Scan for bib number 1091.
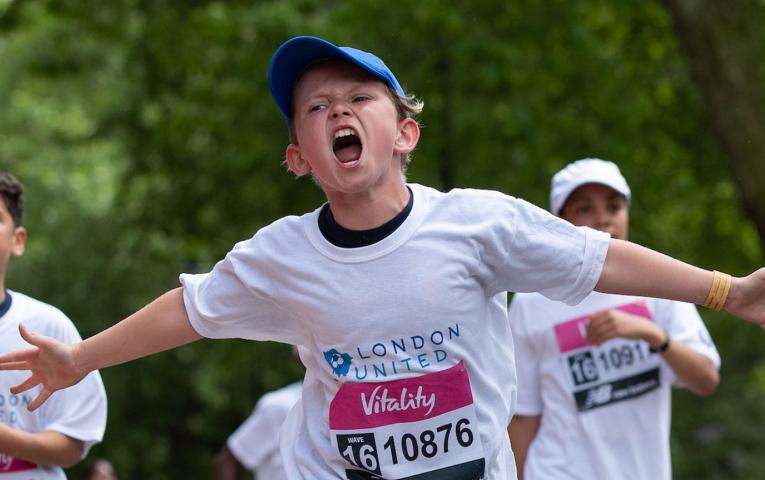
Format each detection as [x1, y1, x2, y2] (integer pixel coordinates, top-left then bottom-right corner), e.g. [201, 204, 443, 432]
[338, 418, 474, 473]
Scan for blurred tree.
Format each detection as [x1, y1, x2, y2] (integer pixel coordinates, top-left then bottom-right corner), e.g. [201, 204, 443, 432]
[664, 0, 765, 250]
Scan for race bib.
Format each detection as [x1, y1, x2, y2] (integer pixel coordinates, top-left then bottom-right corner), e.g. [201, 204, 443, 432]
[554, 301, 662, 411]
[329, 361, 485, 479]
[0, 454, 37, 473]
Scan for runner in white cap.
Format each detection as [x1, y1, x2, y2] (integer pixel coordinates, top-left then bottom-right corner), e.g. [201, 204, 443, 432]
[509, 158, 721, 480]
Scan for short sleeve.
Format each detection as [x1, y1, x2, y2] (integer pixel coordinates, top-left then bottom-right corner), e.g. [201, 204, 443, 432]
[42, 372, 107, 457]
[509, 296, 543, 415]
[227, 401, 282, 470]
[484, 195, 610, 305]
[37, 313, 107, 457]
[181, 239, 305, 345]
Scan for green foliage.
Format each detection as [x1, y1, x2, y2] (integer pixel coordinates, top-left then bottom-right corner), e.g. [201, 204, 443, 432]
[0, 0, 763, 478]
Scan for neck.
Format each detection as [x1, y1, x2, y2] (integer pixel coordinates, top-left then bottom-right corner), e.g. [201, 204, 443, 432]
[326, 183, 410, 230]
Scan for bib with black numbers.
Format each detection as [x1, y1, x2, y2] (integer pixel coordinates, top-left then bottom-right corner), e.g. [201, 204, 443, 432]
[329, 361, 486, 479]
[554, 301, 662, 411]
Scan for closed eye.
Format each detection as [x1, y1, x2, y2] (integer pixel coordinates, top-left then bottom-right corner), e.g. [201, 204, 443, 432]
[352, 95, 371, 103]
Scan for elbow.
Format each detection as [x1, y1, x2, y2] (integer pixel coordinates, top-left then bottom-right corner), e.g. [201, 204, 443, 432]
[693, 370, 720, 397]
[57, 450, 84, 469]
[57, 440, 85, 469]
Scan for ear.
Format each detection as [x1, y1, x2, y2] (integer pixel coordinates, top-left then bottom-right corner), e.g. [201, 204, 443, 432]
[285, 144, 312, 177]
[11, 226, 26, 257]
[393, 118, 420, 156]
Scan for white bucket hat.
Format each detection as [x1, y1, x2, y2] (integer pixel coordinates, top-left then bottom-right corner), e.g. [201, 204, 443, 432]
[550, 158, 631, 216]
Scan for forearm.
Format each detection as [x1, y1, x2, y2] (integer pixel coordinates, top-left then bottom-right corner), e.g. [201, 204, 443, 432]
[508, 415, 540, 480]
[659, 341, 719, 396]
[0, 427, 83, 468]
[74, 288, 203, 373]
[214, 446, 244, 480]
[596, 239, 714, 304]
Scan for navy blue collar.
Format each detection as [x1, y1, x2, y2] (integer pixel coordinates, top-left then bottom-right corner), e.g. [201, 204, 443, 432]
[0, 291, 12, 319]
[318, 187, 413, 248]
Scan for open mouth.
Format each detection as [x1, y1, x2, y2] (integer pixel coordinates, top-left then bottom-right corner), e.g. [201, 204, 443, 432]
[333, 128, 362, 164]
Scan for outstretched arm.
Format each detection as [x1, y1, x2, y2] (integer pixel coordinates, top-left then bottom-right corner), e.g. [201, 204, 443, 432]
[0, 288, 202, 410]
[596, 239, 765, 326]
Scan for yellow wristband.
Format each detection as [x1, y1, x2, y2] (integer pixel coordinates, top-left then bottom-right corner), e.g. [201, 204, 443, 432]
[703, 271, 732, 311]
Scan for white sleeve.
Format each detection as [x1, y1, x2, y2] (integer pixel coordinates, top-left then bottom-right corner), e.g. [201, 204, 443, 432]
[509, 296, 543, 415]
[483, 194, 611, 305]
[227, 399, 284, 471]
[42, 372, 107, 457]
[39, 315, 107, 457]
[654, 299, 721, 387]
[180, 238, 305, 344]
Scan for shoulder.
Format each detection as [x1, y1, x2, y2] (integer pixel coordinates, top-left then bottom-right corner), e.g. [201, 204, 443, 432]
[8, 291, 82, 340]
[9, 291, 72, 324]
[644, 297, 702, 324]
[227, 212, 316, 260]
[411, 184, 543, 225]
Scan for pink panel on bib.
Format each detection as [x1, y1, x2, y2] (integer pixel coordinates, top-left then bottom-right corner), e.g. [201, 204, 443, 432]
[554, 300, 652, 353]
[0, 456, 38, 472]
[329, 361, 474, 430]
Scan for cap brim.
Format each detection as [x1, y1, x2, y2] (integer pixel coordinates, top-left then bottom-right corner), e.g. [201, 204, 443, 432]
[553, 178, 631, 215]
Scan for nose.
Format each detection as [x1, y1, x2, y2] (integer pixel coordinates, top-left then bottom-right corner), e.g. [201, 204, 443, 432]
[330, 100, 352, 119]
[594, 207, 612, 228]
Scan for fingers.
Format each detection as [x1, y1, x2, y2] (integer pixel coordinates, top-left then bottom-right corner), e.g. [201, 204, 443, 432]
[0, 348, 37, 367]
[27, 388, 53, 412]
[10, 374, 41, 395]
[0, 361, 32, 371]
[585, 314, 617, 346]
[18, 324, 42, 346]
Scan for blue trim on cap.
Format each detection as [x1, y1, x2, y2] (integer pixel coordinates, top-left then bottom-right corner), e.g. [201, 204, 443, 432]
[268, 36, 406, 125]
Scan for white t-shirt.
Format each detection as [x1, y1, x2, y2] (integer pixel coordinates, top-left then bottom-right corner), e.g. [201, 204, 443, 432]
[181, 184, 610, 480]
[0, 291, 107, 480]
[228, 381, 302, 479]
[509, 291, 720, 480]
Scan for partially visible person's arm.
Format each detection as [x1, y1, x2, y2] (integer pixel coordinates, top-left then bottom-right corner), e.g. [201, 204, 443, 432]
[0, 288, 202, 410]
[585, 309, 719, 395]
[508, 415, 540, 480]
[596, 239, 765, 325]
[658, 339, 719, 395]
[0, 424, 83, 468]
[214, 445, 244, 480]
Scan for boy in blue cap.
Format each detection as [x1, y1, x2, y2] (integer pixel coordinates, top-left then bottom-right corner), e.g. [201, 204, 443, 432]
[0, 36, 764, 480]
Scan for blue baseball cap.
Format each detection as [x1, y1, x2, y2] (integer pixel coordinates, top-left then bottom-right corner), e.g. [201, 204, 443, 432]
[268, 36, 406, 125]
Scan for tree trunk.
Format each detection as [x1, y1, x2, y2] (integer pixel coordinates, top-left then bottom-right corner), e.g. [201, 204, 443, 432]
[663, 0, 765, 245]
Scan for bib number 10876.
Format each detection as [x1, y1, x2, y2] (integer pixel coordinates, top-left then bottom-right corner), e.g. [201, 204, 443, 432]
[338, 418, 474, 473]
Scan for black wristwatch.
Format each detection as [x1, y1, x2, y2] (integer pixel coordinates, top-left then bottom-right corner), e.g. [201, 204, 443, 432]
[649, 331, 671, 353]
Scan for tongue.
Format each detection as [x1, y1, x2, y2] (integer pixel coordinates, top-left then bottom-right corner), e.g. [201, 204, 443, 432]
[335, 144, 362, 163]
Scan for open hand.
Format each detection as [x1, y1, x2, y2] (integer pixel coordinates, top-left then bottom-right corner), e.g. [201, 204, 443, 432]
[725, 268, 765, 327]
[0, 324, 87, 411]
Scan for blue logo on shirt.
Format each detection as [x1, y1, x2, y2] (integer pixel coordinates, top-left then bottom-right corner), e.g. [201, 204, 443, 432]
[323, 349, 353, 377]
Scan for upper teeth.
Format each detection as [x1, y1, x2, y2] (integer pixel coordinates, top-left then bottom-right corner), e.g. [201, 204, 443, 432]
[335, 128, 354, 139]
